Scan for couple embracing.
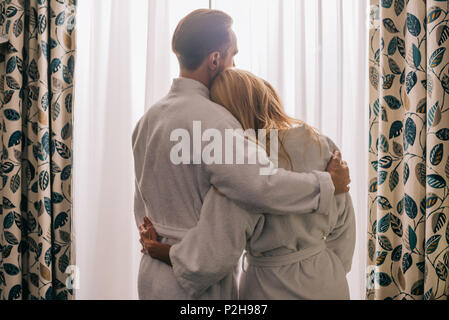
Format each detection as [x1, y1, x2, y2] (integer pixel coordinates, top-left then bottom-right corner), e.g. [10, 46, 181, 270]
[133, 9, 355, 300]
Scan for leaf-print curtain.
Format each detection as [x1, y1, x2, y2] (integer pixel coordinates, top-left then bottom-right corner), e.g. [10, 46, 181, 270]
[368, 0, 449, 300]
[0, 0, 75, 300]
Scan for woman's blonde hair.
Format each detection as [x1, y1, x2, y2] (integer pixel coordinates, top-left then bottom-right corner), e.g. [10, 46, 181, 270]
[210, 69, 320, 169]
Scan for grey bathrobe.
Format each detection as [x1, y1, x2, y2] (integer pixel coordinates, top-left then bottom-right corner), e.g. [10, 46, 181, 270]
[132, 78, 335, 300]
[169, 126, 356, 300]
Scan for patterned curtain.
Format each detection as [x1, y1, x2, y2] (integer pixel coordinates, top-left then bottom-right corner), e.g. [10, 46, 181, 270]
[0, 0, 75, 300]
[368, 0, 449, 300]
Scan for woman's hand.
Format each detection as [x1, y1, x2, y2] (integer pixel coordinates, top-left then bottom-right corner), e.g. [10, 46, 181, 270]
[139, 217, 172, 266]
[139, 216, 158, 253]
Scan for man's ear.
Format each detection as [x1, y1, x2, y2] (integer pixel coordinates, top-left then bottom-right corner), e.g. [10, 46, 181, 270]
[207, 52, 221, 71]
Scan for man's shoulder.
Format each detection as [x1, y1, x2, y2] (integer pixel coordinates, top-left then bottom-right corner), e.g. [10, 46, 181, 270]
[144, 94, 240, 129]
[132, 97, 169, 136]
[187, 95, 237, 122]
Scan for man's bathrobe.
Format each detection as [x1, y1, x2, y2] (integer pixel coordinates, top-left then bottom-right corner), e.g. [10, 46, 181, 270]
[132, 78, 335, 300]
[169, 126, 356, 300]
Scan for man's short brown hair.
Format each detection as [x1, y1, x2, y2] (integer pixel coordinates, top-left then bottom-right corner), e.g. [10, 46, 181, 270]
[172, 9, 233, 70]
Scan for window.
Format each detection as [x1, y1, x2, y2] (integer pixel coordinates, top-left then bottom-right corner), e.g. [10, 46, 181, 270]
[75, 0, 369, 300]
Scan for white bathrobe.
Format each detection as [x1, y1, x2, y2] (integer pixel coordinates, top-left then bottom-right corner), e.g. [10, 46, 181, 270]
[169, 126, 356, 300]
[132, 78, 335, 300]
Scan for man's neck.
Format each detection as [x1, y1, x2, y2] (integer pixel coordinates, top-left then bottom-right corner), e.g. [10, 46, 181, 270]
[179, 68, 211, 89]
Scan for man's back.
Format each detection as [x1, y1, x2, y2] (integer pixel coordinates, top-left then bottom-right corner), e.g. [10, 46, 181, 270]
[133, 77, 244, 300]
[133, 78, 238, 239]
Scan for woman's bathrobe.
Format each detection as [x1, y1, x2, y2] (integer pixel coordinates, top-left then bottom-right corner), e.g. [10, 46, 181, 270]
[133, 78, 335, 300]
[169, 126, 356, 300]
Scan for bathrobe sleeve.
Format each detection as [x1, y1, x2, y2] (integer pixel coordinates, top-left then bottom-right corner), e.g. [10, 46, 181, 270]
[325, 192, 356, 273]
[203, 118, 335, 216]
[170, 187, 264, 299]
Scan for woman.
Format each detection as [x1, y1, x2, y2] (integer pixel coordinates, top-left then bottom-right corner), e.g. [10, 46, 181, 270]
[140, 69, 355, 300]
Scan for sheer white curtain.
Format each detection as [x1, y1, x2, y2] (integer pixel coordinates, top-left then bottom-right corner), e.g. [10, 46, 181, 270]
[74, 0, 369, 300]
[73, 0, 149, 299]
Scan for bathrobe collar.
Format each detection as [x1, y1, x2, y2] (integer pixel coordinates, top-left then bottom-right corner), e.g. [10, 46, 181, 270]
[170, 77, 210, 99]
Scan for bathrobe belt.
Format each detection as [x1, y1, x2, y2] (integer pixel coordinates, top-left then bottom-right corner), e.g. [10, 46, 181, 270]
[243, 242, 326, 270]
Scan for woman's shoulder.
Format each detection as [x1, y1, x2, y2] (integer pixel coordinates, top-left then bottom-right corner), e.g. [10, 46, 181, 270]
[282, 126, 340, 166]
[320, 134, 340, 154]
[285, 125, 338, 150]
[317, 133, 341, 162]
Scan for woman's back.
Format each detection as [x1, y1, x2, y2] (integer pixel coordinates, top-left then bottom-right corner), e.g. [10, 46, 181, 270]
[240, 125, 356, 300]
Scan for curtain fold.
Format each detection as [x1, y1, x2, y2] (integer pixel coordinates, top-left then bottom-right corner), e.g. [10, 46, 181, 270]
[368, 0, 449, 300]
[0, 0, 76, 300]
[73, 0, 149, 300]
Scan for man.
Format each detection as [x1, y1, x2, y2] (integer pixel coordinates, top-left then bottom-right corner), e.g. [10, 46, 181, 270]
[133, 9, 350, 300]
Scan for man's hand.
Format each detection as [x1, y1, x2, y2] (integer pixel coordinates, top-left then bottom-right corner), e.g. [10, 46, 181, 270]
[326, 151, 351, 195]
